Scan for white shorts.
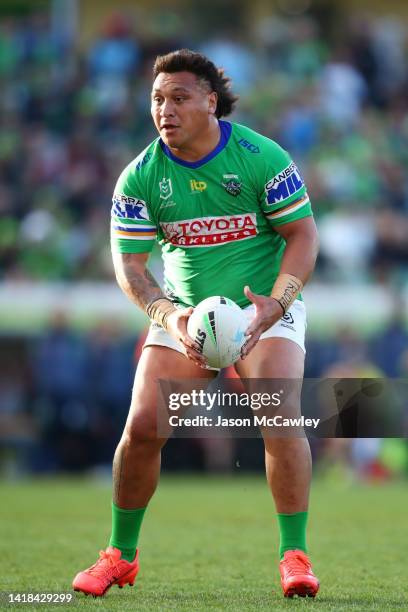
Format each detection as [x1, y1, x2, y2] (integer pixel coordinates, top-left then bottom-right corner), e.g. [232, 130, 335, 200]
[143, 299, 307, 361]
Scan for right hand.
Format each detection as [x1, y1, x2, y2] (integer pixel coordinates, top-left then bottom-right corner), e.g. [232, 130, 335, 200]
[166, 307, 208, 368]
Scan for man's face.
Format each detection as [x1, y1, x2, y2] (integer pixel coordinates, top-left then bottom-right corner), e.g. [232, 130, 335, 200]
[151, 71, 217, 149]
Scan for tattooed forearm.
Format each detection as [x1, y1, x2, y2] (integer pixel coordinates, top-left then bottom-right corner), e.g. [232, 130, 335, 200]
[112, 251, 163, 310]
[143, 267, 159, 291]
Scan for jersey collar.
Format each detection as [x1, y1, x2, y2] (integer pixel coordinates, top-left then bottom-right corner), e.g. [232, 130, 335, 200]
[159, 120, 232, 169]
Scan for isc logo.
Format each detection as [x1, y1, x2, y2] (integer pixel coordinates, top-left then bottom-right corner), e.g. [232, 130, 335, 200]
[190, 179, 207, 192]
[238, 138, 260, 153]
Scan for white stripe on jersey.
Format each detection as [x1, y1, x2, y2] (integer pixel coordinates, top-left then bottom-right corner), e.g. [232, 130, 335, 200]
[267, 196, 309, 220]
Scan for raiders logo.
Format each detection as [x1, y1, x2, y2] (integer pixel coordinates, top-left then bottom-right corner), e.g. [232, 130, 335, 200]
[222, 173, 242, 196]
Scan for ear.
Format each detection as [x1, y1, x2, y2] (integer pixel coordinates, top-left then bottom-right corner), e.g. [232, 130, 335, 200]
[208, 91, 218, 115]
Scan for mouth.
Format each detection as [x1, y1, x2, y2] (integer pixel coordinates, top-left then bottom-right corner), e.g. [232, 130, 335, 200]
[160, 124, 179, 134]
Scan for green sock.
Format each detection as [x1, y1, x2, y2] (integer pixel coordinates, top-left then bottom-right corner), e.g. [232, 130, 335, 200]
[277, 511, 308, 560]
[109, 502, 147, 562]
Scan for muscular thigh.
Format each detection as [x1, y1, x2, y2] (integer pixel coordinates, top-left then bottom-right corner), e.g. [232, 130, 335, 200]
[235, 337, 305, 379]
[125, 346, 216, 437]
[235, 338, 305, 439]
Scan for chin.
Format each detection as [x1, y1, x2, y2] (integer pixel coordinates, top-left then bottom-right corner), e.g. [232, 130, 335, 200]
[162, 135, 183, 149]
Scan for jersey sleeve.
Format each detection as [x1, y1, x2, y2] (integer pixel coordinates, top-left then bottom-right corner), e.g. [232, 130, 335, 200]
[111, 163, 157, 254]
[259, 143, 312, 226]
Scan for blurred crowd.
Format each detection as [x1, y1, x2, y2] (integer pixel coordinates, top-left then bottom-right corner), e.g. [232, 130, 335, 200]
[0, 310, 407, 476]
[1, 6, 408, 478]
[0, 9, 408, 283]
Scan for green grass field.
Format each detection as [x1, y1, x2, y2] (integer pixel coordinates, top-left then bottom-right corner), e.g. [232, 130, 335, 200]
[0, 475, 407, 611]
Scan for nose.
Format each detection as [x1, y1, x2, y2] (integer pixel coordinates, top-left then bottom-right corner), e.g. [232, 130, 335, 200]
[160, 98, 176, 118]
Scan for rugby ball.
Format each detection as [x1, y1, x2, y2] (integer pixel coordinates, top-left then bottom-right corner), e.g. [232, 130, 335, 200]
[187, 296, 248, 368]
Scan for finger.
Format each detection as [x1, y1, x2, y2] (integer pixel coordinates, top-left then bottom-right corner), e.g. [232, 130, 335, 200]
[183, 334, 197, 349]
[244, 285, 259, 304]
[182, 341, 207, 365]
[244, 285, 252, 300]
[179, 308, 197, 347]
[181, 306, 194, 317]
[180, 333, 203, 353]
[186, 349, 207, 367]
[186, 353, 202, 367]
[241, 331, 262, 359]
[177, 325, 197, 349]
[245, 319, 261, 337]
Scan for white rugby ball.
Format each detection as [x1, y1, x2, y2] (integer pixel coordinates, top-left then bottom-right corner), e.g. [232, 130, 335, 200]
[187, 296, 248, 368]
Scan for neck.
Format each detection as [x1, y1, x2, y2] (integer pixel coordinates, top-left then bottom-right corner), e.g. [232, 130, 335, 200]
[168, 118, 221, 162]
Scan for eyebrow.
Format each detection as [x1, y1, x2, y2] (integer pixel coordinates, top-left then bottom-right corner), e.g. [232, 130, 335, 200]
[151, 86, 191, 93]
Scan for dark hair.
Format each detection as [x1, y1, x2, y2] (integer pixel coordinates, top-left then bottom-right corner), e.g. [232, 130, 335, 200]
[152, 49, 238, 118]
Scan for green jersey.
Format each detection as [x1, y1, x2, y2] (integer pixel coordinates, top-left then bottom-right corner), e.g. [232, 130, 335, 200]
[111, 121, 312, 308]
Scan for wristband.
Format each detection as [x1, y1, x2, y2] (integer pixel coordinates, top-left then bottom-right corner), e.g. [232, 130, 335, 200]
[271, 273, 303, 314]
[145, 297, 177, 330]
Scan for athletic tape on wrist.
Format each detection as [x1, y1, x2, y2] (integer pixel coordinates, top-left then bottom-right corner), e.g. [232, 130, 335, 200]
[145, 297, 176, 330]
[271, 273, 303, 314]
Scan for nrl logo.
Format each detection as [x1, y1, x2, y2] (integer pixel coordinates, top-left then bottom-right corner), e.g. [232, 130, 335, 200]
[222, 173, 242, 196]
[159, 177, 173, 200]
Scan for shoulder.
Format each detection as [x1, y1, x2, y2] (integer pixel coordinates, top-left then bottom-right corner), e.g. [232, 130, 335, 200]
[116, 138, 161, 187]
[229, 122, 288, 161]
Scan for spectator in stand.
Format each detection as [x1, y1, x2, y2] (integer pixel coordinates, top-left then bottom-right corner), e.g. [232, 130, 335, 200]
[199, 32, 259, 92]
[0, 9, 407, 287]
[88, 320, 137, 462]
[30, 311, 92, 470]
[87, 13, 140, 78]
[319, 46, 367, 128]
[370, 300, 408, 377]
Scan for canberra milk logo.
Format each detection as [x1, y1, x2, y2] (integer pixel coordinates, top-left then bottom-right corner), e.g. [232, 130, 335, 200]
[112, 194, 149, 220]
[265, 162, 304, 205]
[160, 213, 258, 247]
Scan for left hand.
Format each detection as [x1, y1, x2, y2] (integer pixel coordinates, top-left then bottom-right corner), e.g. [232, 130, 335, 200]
[166, 307, 208, 367]
[241, 285, 284, 359]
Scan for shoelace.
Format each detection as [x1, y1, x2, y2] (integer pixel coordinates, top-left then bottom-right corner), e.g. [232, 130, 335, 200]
[284, 553, 311, 577]
[88, 550, 121, 581]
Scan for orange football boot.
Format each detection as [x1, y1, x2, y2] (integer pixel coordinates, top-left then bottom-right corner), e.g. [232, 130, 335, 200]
[279, 549, 319, 598]
[72, 546, 139, 597]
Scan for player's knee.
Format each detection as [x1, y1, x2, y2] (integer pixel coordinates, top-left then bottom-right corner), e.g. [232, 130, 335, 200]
[123, 414, 161, 449]
[263, 434, 309, 454]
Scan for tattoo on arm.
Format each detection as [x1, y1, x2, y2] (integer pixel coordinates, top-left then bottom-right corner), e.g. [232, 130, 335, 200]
[115, 253, 163, 310]
[143, 268, 159, 291]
